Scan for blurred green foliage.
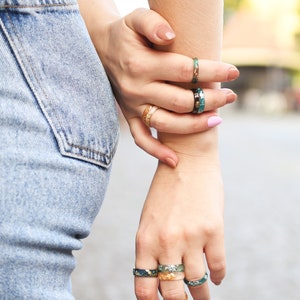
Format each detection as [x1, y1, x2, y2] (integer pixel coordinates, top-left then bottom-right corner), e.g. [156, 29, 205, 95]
[224, 0, 244, 10]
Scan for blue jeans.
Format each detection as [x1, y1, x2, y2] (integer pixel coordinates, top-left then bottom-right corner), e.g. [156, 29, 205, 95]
[0, 0, 119, 298]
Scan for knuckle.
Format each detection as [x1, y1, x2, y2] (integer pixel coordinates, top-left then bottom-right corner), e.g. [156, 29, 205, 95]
[132, 133, 143, 148]
[210, 260, 226, 274]
[176, 61, 193, 82]
[125, 56, 147, 77]
[118, 79, 140, 100]
[157, 228, 180, 250]
[200, 219, 224, 239]
[152, 117, 169, 132]
[135, 287, 154, 300]
[169, 93, 187, 113]
[212, 97, 225, 110]
[135, 231, 153, 253]
[162, 289, 185, 300]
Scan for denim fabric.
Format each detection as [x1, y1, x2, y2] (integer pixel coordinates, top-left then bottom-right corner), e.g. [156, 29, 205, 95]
[0, 0, 119, 298]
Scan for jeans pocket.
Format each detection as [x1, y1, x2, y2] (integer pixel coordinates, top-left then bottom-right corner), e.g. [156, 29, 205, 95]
[0, 2, 119, 168]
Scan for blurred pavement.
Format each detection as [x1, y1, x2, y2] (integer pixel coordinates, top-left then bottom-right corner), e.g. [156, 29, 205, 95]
[72, 108, 300, 300]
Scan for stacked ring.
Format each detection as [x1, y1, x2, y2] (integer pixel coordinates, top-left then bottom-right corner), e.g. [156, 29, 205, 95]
[142, 105, 160, 127]
[184, 272, 208, 287]
[192, 88, 205, 114]
[158, 264, 185, 272]
[192, 57, 199, 84]
[133, 268, 158, 278]
[158, 264, 185, 281]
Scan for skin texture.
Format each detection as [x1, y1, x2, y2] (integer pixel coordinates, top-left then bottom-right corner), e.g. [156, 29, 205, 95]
[78, 1, 239, 299]
[78, 0, 239, 167]
[134, 1, 226, 299]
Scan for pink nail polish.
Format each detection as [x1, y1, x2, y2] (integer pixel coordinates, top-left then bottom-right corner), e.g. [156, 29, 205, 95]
[207, 116, 223, 128]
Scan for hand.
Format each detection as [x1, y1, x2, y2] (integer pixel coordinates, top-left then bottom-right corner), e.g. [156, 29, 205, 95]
[93, 8, 239, 167]
[134, 156, 225, 300]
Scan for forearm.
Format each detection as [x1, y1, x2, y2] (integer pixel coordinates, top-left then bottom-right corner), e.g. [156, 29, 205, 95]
[78, 0, 120, 42]
[148, 0, 223, 158]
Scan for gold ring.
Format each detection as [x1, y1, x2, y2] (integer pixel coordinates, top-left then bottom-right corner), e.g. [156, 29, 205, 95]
[158, 271, 185, 281]
[142, 105, 160, 127]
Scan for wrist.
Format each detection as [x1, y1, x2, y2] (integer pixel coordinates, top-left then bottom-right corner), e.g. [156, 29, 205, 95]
[78, 0, 120, 52]
[158, 127, 219, 160]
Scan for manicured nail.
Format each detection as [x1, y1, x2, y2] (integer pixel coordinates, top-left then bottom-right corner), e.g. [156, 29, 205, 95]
[227, 67, 240, 81]
[156, 26, 176, 40]
[208, 116, 223, 128]
[226, 91, 237, 104]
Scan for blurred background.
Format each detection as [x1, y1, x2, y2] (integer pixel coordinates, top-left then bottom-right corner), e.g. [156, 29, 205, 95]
[72, 1, 300, 299]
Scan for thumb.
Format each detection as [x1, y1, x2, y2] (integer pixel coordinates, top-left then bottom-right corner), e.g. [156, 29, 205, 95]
[125, 8, 176, 45]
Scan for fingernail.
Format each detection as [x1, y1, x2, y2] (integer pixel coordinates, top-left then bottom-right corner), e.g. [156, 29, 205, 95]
[227, 67, 240, 81]
[226, 91, 237, 104]
[166, 157, 177, 168]
[208, 116, 223, 128]
[156, 26, 176, 40]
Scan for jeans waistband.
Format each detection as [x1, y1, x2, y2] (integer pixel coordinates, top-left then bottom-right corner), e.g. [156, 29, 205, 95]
[0, 0, 77, 7]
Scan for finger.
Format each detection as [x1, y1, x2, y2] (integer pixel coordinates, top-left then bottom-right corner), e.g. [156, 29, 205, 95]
[147, 110, 223, 134]
[128, 117, 178, 168]
[135, 228, 160, 300]
[158, 264, 186, 300]
[204, 235, 226, 286]
[133, 52, 239, 84]
[125, 10, 239, 84]
[126, 8, 176, 44]
[135, 277, 160, 300]
[183, 252, 210, 300]
[141, 83, 236, 113]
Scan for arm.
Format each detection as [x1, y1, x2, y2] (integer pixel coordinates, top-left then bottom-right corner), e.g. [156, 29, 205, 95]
[78, 0, 238, 167]
[135, 1, 227, 299]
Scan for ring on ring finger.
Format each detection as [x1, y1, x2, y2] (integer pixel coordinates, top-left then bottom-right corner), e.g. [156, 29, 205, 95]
[184, 272, 208, 287]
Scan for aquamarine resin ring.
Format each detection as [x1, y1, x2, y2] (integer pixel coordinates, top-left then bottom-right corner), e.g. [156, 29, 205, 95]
[184, 272, 208, 287]
[158, 264, 185, 273]
[192, 57, 199, 83]
[192, 88, 205, 114]
[133, 268, 158, 277]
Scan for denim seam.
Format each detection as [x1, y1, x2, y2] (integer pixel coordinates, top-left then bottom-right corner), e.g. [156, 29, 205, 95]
[0, 4, 75, 9]
[1, 11, 113, 167]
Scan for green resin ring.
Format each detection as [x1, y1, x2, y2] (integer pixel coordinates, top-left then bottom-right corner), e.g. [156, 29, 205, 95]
[158, 264, 185, 273]
[184, 272, 208, 287]
[192, 57, 199, 83]
[133, 268, 158, 277]
[192, 88, 205, 114]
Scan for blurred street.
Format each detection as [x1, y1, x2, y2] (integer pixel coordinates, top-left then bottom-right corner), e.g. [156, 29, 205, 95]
[72, 108, 300, 300]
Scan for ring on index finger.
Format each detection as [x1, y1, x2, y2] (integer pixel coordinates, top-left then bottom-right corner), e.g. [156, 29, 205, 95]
[192, 57, 199, 84]
[133, 268, 158, 278]
[142, 105, 160, 127]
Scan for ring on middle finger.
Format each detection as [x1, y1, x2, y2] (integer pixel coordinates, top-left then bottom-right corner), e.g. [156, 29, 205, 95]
[158, 264, 185, 281]
[191, 88, 205, 114]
